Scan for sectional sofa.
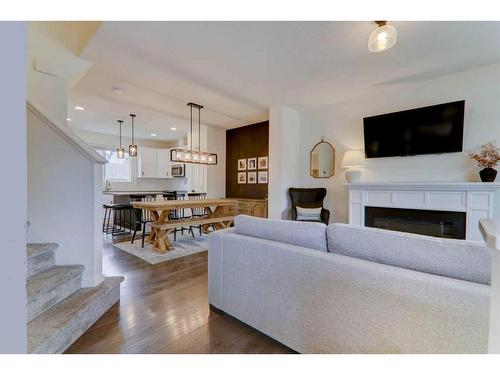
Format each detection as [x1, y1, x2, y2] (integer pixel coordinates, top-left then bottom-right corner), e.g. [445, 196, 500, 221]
[208, 215, 492, 353]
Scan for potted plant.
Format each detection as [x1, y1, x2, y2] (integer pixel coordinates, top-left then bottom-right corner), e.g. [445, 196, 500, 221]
[469, 142, 500, 182]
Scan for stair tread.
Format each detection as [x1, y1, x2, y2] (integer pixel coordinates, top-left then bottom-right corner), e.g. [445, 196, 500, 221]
[27, 265, 84, 300]
[28, 276, 124, 353]
[27, 243, 58, 258]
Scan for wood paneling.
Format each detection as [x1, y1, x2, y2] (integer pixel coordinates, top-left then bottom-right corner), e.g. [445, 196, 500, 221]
[226, 121, 268, 199]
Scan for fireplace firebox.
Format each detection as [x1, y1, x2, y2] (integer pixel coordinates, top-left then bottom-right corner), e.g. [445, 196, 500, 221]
[364, 207, 466, 239]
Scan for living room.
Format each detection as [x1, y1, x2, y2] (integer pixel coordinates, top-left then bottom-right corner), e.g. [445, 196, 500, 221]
[2, 0, 500, 373]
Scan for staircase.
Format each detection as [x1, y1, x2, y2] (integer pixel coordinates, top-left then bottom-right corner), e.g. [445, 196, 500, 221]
[27, 243, 124, 353]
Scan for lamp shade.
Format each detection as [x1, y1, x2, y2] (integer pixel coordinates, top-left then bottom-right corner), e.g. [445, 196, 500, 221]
[341, 150, 365, 168]
[368, 23, 397, 53]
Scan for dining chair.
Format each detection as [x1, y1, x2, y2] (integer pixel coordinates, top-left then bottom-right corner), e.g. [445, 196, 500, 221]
[188, 192, 207, 236]
[162, 192, 194, 241]
[130, 194, 156, 248]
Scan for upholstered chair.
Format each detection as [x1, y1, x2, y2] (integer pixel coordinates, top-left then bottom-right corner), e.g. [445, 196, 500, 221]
[288, 187, 330, 225]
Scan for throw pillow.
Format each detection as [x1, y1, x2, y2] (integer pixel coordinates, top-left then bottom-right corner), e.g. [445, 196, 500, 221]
[296, 206, 322, 222]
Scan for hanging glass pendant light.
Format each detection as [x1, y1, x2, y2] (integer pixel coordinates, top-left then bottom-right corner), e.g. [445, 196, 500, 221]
[368, 21, 397, 53]
[128, 114, 138, 157]
[116, 120, 125, 159]
[170, 102, 218, 165]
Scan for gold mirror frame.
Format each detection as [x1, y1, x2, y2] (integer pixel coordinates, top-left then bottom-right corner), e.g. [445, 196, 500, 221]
[310, 138, 335, 178]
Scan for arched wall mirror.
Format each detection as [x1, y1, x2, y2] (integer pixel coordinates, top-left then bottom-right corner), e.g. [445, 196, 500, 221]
[310, 138, 335, 178]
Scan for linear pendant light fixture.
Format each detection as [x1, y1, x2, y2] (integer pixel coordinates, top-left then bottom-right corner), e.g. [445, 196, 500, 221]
[170, 102, 217, 165]
[117, 120, 125, 159]
[128, 113, 138, 157]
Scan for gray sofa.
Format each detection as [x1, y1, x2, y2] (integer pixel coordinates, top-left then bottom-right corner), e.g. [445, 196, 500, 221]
[208, 215, 492, 353]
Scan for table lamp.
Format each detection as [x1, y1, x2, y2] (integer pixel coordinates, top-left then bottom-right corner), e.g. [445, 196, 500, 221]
[341, 150, 365, 182]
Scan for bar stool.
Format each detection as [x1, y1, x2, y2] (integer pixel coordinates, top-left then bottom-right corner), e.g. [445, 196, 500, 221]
[102, 203, 132, 236]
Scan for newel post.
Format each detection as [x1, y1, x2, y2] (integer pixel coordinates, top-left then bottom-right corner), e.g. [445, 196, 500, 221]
[479, 219, 500, 353]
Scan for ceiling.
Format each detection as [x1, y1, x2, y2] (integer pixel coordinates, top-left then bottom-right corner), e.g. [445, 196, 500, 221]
[69, 21, 500, 141]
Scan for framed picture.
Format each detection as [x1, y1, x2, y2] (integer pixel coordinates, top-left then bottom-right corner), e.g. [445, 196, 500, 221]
[238, 158, 247, 171]
[247, 171, 257, 184]
[238, 172, 247, 184]
[247, 157, 257, 170]
[258, 171, 268, 184]
[258, 156, 268, 170]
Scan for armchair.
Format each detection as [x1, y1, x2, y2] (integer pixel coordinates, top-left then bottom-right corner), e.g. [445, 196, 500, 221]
[288, 187, 330, 225]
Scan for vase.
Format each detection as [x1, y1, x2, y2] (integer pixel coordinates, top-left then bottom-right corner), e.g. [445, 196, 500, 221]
[479, 167, 497, 182]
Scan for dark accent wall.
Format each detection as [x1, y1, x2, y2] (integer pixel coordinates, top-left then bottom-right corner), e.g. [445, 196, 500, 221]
[226, 121, 269, 199]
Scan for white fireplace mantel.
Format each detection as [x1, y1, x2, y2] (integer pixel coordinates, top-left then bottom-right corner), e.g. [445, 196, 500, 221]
[345, 181, 500, 241]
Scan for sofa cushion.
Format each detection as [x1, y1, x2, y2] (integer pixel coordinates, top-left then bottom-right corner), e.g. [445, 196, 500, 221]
[327, 223, 491, 285]
[234, 215, 327, 252]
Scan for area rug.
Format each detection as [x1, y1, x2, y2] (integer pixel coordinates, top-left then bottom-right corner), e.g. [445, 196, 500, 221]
[112, 232, 208, 265]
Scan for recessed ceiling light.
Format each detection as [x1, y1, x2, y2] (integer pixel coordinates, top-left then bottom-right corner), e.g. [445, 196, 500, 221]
[150, 133, 157, 137]
[66, 118, 71, 122]
[74, 106, 85, 111]
[170, 127, 177, 131]
[113, 87, 124, 95]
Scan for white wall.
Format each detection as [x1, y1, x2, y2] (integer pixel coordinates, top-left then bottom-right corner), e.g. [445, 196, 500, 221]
[269, 105, 301, 219]
[0, 21, 28, 354]
[28, 109, 104, 287]
[298, 64, 500, 223]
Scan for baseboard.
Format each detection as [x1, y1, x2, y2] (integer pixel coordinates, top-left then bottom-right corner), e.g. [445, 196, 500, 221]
[209, 304, 225, 315]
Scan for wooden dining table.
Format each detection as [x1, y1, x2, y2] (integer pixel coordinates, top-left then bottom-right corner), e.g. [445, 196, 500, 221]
[132, 198, 236, 253]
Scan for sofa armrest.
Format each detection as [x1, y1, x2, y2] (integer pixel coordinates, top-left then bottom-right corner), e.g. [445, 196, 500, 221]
[208, 228, 235, 308]
[321, 208, 330, 224]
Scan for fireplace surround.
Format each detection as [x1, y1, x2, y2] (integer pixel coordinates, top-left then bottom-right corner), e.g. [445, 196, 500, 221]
[345, 182, 500, 241]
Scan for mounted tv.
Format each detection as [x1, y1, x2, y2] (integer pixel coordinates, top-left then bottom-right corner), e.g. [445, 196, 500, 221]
[363, 100, 465, 159]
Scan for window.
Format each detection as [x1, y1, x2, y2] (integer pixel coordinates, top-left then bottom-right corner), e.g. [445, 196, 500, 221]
[96, 149, 131, 182]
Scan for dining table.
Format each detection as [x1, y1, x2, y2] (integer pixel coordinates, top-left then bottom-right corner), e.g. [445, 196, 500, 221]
[132, 198, 236, 253]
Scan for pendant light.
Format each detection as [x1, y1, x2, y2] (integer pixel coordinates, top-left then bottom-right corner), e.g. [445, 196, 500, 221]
[368, 21, 397, 53]
[170, 102, 217, 165]
[116, 120, 125, 159]
[128, 113, 138, 157]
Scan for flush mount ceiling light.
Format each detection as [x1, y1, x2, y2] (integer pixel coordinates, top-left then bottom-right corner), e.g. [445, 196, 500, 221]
[170, 102, 217, 165]
[66, 118, 71, 122]
[74, 106, 85, 111]
[117, 120, 125, 159]
[128, 114, 138, 157]
[150, 133, 157, 137]
[368, 21, 397, 53]
[170, 127, 177, 131]
[112, 87, 124, 95]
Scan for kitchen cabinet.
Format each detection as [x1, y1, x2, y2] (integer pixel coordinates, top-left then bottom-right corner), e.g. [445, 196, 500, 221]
[186, 163, 207, 192]
[138, 147, 173, 179]
[156, 149, 172, 178]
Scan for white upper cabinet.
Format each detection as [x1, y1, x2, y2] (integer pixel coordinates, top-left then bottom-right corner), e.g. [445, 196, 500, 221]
[186, 163, 207, 192]
[137, 147, 157, 178]
[138, 147, 172, 179]
[156, 149, 172, 178]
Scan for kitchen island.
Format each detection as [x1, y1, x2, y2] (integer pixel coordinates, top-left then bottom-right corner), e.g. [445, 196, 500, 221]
[102, 191, 189, 235]
[103, 190, 188, 204]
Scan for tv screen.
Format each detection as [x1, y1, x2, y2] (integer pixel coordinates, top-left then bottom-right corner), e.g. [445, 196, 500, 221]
[363, 100, 465, 158]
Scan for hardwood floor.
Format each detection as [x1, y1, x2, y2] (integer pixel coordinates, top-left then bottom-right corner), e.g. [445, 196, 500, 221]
[65, 235, 294, 354]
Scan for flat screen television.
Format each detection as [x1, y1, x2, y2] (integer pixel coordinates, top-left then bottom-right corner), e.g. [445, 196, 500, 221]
[363, 100, 465, 158]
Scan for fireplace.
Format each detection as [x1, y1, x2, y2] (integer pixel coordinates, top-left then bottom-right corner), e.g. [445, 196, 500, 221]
[365, 207, 466, 239]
